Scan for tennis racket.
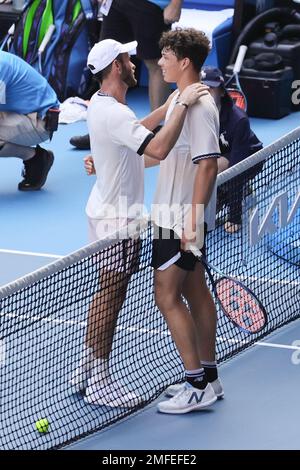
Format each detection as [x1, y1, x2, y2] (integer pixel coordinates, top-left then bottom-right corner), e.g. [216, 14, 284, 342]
[225, 45, 248, 112]
[37, 24, 56, 73]
[189, 245, 267, 334]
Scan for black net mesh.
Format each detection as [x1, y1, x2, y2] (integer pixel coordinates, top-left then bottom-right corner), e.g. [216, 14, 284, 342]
[210, 132, 300, 359]
[0, 131, 299, 449]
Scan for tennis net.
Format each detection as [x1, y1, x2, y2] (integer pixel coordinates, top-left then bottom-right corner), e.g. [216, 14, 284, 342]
[0, 127, 299, 449]
[211, 126, 300, 359]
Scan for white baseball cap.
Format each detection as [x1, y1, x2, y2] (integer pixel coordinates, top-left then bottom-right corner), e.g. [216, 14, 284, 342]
[87, 39, 138, 74]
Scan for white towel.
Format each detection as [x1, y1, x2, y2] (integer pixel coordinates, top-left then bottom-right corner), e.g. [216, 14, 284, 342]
[58, 97, 88, 124]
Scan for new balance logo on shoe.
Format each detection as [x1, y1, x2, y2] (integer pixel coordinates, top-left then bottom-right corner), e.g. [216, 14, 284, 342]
[157, 383, 217, 414]
[188, 391, 204, 405]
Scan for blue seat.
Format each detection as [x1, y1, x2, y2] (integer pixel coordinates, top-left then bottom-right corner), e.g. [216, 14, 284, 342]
[184, 0, 234, 9]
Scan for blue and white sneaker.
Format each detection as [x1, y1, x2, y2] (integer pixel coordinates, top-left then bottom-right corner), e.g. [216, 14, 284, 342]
[165, 378, 224, 399]
[157, 382, 217, 414]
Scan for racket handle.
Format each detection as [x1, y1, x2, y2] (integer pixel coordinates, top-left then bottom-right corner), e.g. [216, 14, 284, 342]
[38, 24, 56, 55]
[233, 45, 248, 74]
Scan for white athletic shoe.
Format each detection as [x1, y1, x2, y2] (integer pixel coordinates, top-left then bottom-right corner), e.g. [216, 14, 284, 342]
[69, 364, 92, 393]
[84, 377, 142, 408]
[165, 378, 224, 399]
[157, 382, 217, 414]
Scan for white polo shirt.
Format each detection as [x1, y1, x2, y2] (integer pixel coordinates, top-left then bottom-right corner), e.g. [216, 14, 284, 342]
[152, 91, 221, 232]
[86, 92, 153, 220]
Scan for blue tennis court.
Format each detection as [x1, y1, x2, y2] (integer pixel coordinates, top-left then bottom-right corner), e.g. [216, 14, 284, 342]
[1, 87, 300, 450]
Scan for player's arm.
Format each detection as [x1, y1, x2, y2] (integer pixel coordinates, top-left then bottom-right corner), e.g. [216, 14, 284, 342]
[187, 160, 218, 241]
[84, 152, 159, 172]
[143, 83, 209, 161]
[181, 99, 220, 248]
[144, 155, 160, 168]
[140, 105, 166, 132]
[217, 156, 229, 173]
[192, 159, 218, 208]
[181, 158, 218, 249]
[142, 90, 180, 167]
[163, 0, 182, 24]
[140, 90, 178, 131]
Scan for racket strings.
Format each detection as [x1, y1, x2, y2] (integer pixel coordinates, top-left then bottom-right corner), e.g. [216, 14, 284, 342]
[226, 89, 247, 111]
[215, 278, 266, 333]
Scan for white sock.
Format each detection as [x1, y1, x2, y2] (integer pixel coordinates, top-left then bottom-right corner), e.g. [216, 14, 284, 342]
[201, 360, 217, 367]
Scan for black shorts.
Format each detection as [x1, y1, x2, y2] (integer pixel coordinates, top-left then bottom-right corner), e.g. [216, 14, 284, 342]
[100, 0, 170, 60]
[151, 225, 207, 272]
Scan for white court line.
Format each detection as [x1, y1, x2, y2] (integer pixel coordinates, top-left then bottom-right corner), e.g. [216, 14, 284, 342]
[217, 335, 248, 346]
[0, 311, 86, 327]
[0, 248, 63, 259]
[255, 341, 300, 351]
[216, 336, 300, 350]
[236, 274, 300, 287]
[1, 310, 299, 351]
[116, 325, 170, 337]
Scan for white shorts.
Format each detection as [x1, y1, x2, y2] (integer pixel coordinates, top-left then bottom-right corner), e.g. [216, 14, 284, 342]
[87, 217, 140, 273]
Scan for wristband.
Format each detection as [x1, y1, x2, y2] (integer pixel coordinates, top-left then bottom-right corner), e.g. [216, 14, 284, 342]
[175, 100, 188, 109]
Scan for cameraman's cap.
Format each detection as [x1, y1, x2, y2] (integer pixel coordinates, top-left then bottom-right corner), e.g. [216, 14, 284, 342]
[201, 66, 225, 88]
[87, 39, 138, 74]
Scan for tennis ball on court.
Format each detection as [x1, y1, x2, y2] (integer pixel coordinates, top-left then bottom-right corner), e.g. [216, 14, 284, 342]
[35, 418, 49, 433]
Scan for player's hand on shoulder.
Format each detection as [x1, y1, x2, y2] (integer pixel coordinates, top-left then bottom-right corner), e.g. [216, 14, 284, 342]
[84, 155, 96, 175]
[198, 83, 210, 99]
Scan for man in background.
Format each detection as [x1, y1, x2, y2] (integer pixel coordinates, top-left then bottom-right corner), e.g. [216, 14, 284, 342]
[201, 66, 263, 233]
[70, 0, 182, 150]
[0, 51, 59, 191]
